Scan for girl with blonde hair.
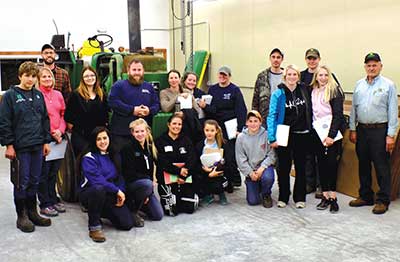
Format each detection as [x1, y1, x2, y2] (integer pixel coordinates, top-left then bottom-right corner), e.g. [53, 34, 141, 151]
[310, 65, 345, 213]
[121, 118, 163, 225]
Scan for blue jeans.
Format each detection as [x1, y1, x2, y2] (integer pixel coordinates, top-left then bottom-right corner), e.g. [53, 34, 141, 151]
[14, 149, 43, 200]
[38, 159, 62, 208]
[126, 179, 163, 221]
[245, 166, 275, 205]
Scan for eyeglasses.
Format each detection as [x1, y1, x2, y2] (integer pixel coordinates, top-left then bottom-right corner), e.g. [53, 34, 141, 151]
[83, 74, 96, 79]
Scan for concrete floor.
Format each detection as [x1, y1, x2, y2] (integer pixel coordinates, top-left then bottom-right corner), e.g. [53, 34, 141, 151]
[0, 148, 400, 262]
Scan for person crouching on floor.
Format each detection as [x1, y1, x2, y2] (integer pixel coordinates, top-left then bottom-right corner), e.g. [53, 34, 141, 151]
[236, 110, 276, 208]
[79, 127, 133, 242]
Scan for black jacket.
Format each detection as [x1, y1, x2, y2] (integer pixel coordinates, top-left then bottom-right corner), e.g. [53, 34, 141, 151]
[155, 132, 195, 183]
[327, 86, 346, 139]
[0, 86, 51, 150]
[121, 138, 155, 184]
[64, 91, 108, 139]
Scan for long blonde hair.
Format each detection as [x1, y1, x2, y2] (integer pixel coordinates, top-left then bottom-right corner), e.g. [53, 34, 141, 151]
[129, 118, 157, 159]
[77, 66, 104, 101]
[310, 65, 341, 102]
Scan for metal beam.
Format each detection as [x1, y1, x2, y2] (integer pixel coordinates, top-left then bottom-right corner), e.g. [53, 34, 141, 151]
[127, 0, 141, 52]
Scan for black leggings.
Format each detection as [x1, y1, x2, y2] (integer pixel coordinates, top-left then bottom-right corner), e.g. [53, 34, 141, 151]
[312, 132, 342, 192]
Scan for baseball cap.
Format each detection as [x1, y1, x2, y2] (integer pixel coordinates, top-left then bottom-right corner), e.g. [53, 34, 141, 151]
[270, 48, 284, 58]
[364, 52, 381, 63]
[305, 48, 320, 59]
[218, 65, 232, 76]
[41, 44, 55, 52]
[246, 110, 262, 121]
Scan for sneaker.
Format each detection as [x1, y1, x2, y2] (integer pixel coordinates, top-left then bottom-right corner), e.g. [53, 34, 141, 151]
[262, 195, 273, 208]
[201, 195, 214, 206]
[40, 207, 58, 217]
[329, 198, 339, 213]
[316, 197, 330, 210]
[277, 201, 287, 208]
[372, 203, 388, 215]
[295, 202, 306, 209]
[349, 197, 374, 207]
[219, 193, 228, 205]
[89, 229, 106, 243]
[53, 203, 66, 213]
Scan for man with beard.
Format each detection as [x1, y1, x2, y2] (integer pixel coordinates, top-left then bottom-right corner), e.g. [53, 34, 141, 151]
[108, 59, 160, 151]
[40, 44, 71, 103]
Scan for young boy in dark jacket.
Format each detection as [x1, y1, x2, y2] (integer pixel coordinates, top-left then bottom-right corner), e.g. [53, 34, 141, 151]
[0, 61, 52, 233]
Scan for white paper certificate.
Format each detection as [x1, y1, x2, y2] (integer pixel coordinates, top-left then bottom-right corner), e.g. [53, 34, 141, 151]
[313, 115, 343, 143]
[46, 140, 68, 161]
[276, 124, 290, 147]
[224, 118, 238, 140]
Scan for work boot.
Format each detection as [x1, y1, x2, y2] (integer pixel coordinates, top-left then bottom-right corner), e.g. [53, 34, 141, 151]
[132, 211, 144, 227]
[315, 187, 323, 199]
[15, 199, 35, 233]
[26, 197, 51, 227]
[89, 229, 106, 243]
[349, 197, 374, 207]
[372, 203, 388, 215]
[262, 195, 273, 208]
[219, 193, 228, 205]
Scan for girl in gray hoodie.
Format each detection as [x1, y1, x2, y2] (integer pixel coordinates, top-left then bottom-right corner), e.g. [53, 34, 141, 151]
[236, 110, 276, 208]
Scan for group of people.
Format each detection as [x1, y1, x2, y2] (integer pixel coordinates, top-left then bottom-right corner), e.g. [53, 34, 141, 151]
[0, 43, 397, 243]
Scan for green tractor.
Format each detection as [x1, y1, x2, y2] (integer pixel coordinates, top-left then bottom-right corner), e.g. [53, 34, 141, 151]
[55, 33, 210, 202]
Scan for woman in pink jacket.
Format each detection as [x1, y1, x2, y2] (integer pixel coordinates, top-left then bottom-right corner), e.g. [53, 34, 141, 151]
[37, 67, 67, 216]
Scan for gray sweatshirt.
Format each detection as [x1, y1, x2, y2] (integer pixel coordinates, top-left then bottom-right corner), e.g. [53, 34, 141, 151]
[235, 126, 276, 177]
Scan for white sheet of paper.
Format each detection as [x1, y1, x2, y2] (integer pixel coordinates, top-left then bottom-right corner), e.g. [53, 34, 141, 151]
[177, 94, 193, 109]
[313, 115, 343, 143]
[224, 118, 238, 140]
[276, 124, 290, 147]
[201, 95, 213, 105]
[46, 140, 68, 161]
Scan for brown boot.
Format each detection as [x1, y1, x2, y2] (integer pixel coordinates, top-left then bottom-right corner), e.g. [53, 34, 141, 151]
[349, 197, 374, 207]
[26, 197, 51, 227]
[372, 203, 388, 215]
[89, 229, 106, 242]
[15, 199, 35, 233]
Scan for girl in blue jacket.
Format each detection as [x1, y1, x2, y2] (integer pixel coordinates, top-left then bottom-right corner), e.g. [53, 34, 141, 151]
[79, 126, 133, 242]
[267, 65, 312, 209]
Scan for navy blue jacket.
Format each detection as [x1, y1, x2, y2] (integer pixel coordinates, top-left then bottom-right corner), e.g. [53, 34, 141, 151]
[80, 151, 125, 193]
[0, 86, 51, 150]
[109, 80, 160, 136]
[204, 83, 247, 134]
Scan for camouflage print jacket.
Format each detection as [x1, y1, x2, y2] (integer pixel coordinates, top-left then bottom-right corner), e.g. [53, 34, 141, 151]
[251, 67, 273, 126]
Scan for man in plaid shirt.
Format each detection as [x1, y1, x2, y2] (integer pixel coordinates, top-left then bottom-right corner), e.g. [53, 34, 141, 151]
[40, 44, 72, 103]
